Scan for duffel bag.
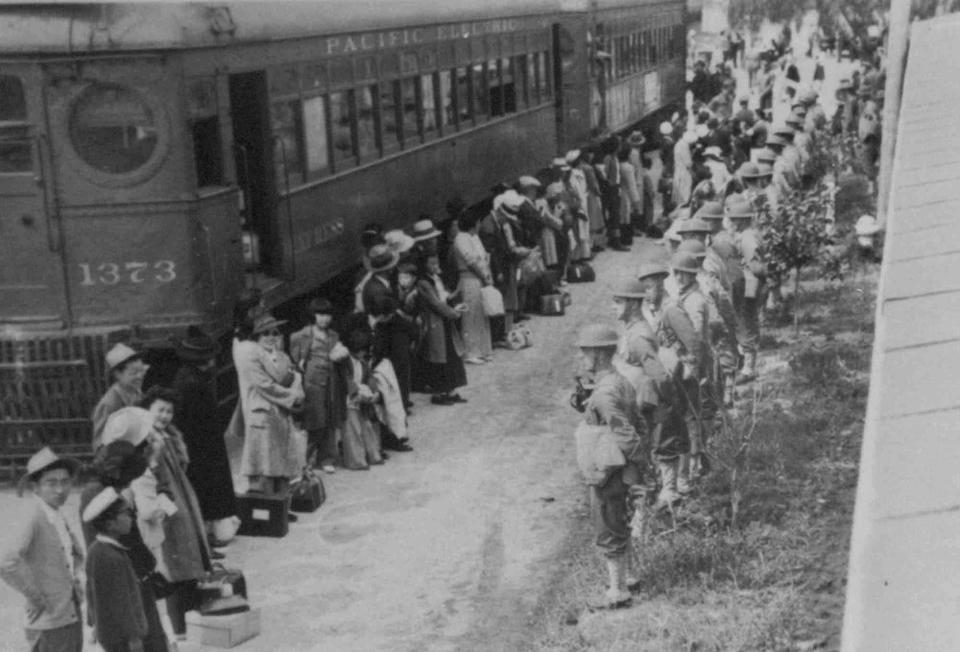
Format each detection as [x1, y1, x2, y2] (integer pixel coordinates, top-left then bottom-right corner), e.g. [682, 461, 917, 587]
[567, 262, 596, 283]
[290, 467, 326, 513]
[540, 293, 565, 316]
[480, 285, 505, 317]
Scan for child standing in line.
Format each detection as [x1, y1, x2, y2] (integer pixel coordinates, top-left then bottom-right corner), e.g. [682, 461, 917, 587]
[341, 327, 384, 470]
[83, 487, 148, 652]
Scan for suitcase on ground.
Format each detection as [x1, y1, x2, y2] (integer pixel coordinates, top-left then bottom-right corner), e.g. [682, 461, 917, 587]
[237, 493, 289, 538]
[566, 262, 596, 283]
[197, 563, 250, 616]
[560, 289, 572, 307]
[289, 469, 326, 513]
[539, 294, 566, 316]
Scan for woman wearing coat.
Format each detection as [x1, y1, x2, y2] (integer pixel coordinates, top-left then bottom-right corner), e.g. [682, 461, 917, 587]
[414, 254, 468, 405]
[236, 313, 306, 498]
[289, 298, 349, 473]
[170, 329, 239, 544]
[453, 211, 494, 364]
[140, 386, 213, 642]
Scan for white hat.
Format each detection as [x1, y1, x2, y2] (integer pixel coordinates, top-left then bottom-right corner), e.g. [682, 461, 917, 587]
[82, 487, 124, 524]
[659, 121, 673, 135]
[383, 229, 415, 254]
[517, 175, 542, 188]
[105, 343, 140, 371]
[493, 190, 524, 217]
[564, 149, 582, 165]
[696, 124, 709, 138]
[704, 146, 723, 160]
[551, 157, 571, 171]
[854, 215, 881, 236]
[102, 407, 155, 447]
[24, 446, 79, 480]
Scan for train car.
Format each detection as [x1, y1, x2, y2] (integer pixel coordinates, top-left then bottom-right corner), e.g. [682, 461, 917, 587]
[0, 0, 685, 463]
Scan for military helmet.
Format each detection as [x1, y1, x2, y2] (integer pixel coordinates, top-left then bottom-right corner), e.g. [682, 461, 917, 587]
[575, 323, 621, 349]
[671, 252, 702, 274]
[677, 239, 708, 259]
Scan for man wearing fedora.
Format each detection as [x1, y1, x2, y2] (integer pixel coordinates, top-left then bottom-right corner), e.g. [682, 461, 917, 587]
[362, 243, 417, 411]
[171, 328, 239, 543]
[91, 343, 149, 450]
[1, 447, 84, 652]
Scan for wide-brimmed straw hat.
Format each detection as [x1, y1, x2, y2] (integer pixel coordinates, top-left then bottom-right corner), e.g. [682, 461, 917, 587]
[101, 407, 156, 447]
[364, 244, 400, 272]
[410, 220, 442, 242]
[737, 161, 772, 180]
[384, 229, 415, 253]
[251, 312, 288, 335]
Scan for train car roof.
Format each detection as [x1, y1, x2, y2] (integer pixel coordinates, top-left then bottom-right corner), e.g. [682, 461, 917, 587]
[0, 1, 682, 54]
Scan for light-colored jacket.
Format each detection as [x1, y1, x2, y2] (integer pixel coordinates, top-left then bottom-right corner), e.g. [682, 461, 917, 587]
[0, 502, 83, 631]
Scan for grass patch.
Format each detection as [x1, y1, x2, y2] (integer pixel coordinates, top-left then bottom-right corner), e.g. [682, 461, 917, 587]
[527, 260, 875, 652]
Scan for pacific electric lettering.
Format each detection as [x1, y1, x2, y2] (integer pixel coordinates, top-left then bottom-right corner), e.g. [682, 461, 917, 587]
[323, 19, 525, 56]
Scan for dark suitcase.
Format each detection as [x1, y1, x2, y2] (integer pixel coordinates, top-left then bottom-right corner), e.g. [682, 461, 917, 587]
[237, 493, 289, 538]
[290, 469, 326, 513]
[198, 564, 248, 601]
[539, 294, 565, 316]
[567, 262, 596, 283]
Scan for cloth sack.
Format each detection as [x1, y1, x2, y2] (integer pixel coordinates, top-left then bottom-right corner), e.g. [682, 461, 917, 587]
[574, 421, 626, 485]
[518, 249, 546, 287]
[480, 285, 505, 317]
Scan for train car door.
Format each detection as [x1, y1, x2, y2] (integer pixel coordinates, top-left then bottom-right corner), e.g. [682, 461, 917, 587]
[228, 71, 280, 278]
[0, 65, 69, 326]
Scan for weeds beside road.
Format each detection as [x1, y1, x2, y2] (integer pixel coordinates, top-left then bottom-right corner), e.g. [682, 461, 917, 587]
[531, 266, 877, 652]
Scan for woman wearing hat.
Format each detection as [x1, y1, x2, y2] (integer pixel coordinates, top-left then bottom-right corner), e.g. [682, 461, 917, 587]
[1, 448, 85, 652]
[413, 255, 468, 405]
[170, 328, 239, 543]
[92, 343, 149, 450]
[289, 298, 350, 473]
[453, 210, 494, 364]
[236, 313, 306, 497]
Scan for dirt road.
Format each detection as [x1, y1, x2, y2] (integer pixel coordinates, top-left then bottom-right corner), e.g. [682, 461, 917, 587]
[0, 238, 662, 652]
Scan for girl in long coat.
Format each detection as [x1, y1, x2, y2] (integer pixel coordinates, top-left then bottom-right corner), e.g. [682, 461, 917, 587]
[236, 313, 305, 495]
[170, 330, 238, 541]
[341, 328, 383, 470]
[140, 386, 212, 642]
[289, 298, 349, 473]
[415, 255, 468, 405]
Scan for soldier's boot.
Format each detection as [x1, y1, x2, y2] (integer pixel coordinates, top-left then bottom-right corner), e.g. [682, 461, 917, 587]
[586, 556, 633, 610]
[736, 351, 758, 384]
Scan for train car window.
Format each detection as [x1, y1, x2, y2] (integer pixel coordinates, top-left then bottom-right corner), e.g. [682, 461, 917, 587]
[648, 30, 658, 65]
[529, 53, 540, 105]
[356, 86, 378, 161]
[474, 62, 490, 121]
[331, 90, 357, 166]
[380, 81, 401, 152]
[456, 67, 473, 124]
[539, 50, 551, 100]
[272, 99, 304, 184]
[0, 75, 26, 121]
[422, 73, 439, 135]
[0, 76, 30, 172]
[631, 33, 640, 73]
[400, 77, 419, 144]
[191, 116, 223, 186]
[640, 32, 649, 69]
[487, 59, 503, 117]
[69, 84, 158, 175]
[439, 70, 455, 130]
[501, 58, 516, 114]
[303, 95, 331, 175]
[515, 55, 529, 108]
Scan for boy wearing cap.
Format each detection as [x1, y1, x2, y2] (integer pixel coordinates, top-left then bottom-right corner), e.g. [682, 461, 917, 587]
[83, 488, 148, 652]
[573, 324, 647, 610]
[92, 343, 149, 450]
[1, 447, 84, 652]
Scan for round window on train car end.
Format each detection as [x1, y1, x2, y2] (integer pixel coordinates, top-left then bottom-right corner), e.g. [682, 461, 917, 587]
[69, 83, 159, 175]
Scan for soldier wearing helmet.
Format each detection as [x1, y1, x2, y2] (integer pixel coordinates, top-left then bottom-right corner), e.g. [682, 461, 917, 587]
[572, 323, 648, 610]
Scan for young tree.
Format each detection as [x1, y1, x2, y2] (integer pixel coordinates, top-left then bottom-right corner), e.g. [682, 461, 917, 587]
[756, 184, 838, 336]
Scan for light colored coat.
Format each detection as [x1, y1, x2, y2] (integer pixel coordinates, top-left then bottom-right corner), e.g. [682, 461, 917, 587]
[0, 502, 83, 631]
[236, 339, 305, 478]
